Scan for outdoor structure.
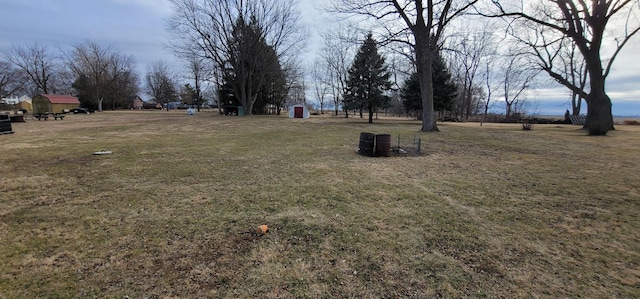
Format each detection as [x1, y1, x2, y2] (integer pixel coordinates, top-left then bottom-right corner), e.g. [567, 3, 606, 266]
[0, 115, 13, 135]
[127, 95, 144, 109]
[165, 101, 183, 110]
[32, 94, 80, 115]
[569, 115, 587, 126]
[288, 104, 309, 119]
[142, 99, 162, 109]
[0, 97, 27, 122]
[18, 100, 32, 114]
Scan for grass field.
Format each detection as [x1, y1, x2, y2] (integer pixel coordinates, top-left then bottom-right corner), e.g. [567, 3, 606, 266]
[1, 111, 639, 298]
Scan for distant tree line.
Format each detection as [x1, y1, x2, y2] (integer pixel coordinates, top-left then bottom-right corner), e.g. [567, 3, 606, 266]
[0, 39, 220, 112]
[0, 42, 138, 110]
[326, 32, 461, 124]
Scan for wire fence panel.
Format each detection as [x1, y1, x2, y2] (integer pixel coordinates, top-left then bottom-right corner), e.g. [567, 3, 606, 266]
[392, 134, 423, 156]
[356, 133, 424, 157]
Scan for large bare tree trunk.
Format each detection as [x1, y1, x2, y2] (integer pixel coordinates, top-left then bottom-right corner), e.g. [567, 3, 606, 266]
[586, 80, 614, 135]
[415, 30, 438, 132]
[581, 45, 615, 134]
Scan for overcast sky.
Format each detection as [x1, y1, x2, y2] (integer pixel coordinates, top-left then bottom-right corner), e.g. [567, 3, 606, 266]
[1, 0, 638, 116]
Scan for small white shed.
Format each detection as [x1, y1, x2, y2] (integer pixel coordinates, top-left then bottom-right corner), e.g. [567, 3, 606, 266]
[289, 104, 309, 119]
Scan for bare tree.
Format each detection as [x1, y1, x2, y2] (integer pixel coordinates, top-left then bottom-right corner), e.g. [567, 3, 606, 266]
[447, 20, 497, 120]
[485, 0, 640, 135]
[166, 0, 307, 115]
[563, 42, 588, 116]
[105, 51, 139, 110]
[201, 86, 219, 109]
[329, 0, 479, 131]
[5, 43, 59, 96]
[278, 60, 304, 114]
[499, 54, 538, 118]
[0, 60, 26, 98]
[182, 48, 213, 112]
[64, 41, 138, 110]
[110, 68, 140, 110]
[145, 60, 179, 110]
[311, 60, 330, 114]
[54, 66, 78, 96]
[480, 57, 500, 126]
[287, 73, 306, 107]
[319, 26, 356, 117]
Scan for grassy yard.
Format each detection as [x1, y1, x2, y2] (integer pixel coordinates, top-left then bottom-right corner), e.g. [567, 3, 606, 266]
[1, 111, 639, 298]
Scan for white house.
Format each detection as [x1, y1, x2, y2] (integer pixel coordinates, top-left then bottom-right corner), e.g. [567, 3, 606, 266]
[0, 95, 30, 104]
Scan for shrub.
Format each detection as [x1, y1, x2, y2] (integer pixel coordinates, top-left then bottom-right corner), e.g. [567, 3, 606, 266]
[622, 119, 640, 126]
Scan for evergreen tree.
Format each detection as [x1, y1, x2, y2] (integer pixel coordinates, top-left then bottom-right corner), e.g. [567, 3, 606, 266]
[402, 52, 458, 117]
[253, 49, 287, 114]
[400, 72, 422, 114]
[221, 15, 285, 115]
[343, 34, 392, 123]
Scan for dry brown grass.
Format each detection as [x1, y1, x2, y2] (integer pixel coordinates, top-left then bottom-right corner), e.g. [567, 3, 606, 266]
[1, 111, 639, 298]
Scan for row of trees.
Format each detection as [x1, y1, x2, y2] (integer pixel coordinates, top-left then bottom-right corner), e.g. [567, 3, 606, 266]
[312, 22, 538, 125]
[319, 0, 639, 135]
[339, 33, 458, 124]
[2, 0, 310, 115]
[1, 42, 137, 110]
[0, 42, 212, 111]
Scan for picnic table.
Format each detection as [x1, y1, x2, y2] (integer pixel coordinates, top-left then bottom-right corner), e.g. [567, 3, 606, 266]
[35, 113, 65, 121]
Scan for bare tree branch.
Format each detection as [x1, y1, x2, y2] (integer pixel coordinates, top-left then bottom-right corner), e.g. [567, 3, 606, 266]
[482, 0, 640, 135]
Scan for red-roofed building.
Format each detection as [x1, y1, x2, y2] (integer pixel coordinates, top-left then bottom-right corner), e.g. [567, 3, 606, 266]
[32, 94, 80, 115]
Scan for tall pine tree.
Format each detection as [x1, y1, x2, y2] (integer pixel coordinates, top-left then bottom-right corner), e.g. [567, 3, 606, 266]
[343, 34, 392, 123]
[401, 52, 457, 118]
[221, 15, 282, 115]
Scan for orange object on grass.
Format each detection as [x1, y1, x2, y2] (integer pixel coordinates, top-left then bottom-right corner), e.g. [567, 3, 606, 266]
[256, 224, 269, 235]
